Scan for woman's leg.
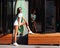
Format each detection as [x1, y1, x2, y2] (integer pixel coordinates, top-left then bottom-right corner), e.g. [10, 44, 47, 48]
[20, 21, 30, 31]
[20, 21, 34, 34]
[25, 22, 34, 34]
[13, 25, 19, 46]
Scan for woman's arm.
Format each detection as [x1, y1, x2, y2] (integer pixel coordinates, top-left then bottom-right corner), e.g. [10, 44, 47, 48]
[18, 17, 20, 26]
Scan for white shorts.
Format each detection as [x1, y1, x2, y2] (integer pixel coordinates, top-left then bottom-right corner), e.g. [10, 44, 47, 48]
[14, 20, 18, 26]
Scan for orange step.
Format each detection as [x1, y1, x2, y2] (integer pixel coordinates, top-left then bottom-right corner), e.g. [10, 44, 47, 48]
[0, 34, 12, 44]
[28, 33, 60, 44]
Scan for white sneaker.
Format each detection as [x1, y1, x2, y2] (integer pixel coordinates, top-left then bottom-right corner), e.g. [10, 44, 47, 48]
[29, 31, 34, 34]
[13, 43, 19, 46]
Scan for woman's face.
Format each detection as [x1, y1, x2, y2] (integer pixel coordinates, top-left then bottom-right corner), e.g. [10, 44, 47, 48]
[19, 8, 22, 13]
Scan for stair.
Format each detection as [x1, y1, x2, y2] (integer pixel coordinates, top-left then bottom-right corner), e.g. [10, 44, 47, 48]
[28, 33, 60, 44]
[0, 34, 12, 44]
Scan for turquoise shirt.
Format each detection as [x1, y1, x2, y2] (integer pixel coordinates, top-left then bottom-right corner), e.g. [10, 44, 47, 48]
[31, 14, 36, 21]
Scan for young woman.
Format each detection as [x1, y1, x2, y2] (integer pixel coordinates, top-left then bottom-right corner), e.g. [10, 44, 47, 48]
[13, 7, 34, 46]
[30, 8, 37, 32]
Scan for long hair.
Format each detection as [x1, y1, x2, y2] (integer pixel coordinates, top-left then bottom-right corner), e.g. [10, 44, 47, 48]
[17, 7, 22, 15]
[13, 7, 22, 23]
[30, 8, 36, 14]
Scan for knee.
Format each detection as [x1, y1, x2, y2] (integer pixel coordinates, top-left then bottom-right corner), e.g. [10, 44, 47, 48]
[26, 22, 29, 26]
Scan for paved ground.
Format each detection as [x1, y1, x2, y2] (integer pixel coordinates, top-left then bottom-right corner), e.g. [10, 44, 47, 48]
[0, 45, 60, 48]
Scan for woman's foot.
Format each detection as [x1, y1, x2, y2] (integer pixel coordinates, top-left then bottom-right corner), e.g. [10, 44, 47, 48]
[28, 30, 34, 34]
[13, 42, 19, 46]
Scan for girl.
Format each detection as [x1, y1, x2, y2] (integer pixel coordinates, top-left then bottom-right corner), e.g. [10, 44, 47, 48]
[13, 7, 34, 46]
[30, 8, 37, 32]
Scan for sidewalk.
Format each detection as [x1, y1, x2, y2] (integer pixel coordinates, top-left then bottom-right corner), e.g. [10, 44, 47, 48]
[0, 45, 60, 48]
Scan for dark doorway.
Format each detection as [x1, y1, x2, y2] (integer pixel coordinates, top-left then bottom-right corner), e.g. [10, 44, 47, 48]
[56, 0, 60, 32]
[0, 0, 13, 34]
[29, 0, 45, 33]
[29, 0, 60, 33]
[45, 0, 56, 33]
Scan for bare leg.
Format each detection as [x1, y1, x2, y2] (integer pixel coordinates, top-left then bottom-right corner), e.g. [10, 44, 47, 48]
[20, 21, 34, 34]
[20, 21, 30, 31]
[14, 26, 18, 43]
[13, 25, 19, 46]
[26, 23, 34, 34]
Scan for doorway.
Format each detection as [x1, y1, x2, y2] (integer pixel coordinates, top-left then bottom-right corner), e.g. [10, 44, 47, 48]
[29, 0, 45, 33]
